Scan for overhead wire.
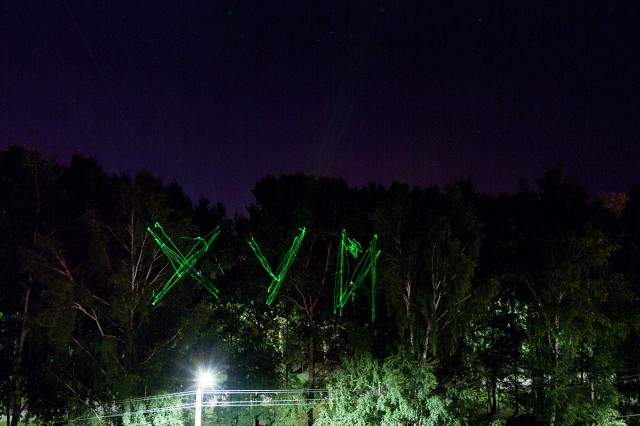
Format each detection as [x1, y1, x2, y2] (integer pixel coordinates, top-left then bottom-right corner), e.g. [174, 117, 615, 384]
[59, 389, 330, 424]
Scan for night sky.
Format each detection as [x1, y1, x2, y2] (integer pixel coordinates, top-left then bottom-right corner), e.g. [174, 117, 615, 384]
[2, 1, 639, 214]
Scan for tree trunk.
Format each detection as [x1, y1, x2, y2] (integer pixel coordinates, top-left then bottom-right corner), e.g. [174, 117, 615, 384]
[403, 274, 414, 350]
[309, 320, 315, 388]
[422, 321, 433, 360]
[512, 362, 520, 415]
[549, 313, 560, 426]
[306, 318, 316, 426]
[490, 374, 497, 415]
[589, 345, 595, 401]
[11, 286, 30, 426]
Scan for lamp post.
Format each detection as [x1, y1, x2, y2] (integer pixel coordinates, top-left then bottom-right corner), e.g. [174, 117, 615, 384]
[195, 371, 214, 426]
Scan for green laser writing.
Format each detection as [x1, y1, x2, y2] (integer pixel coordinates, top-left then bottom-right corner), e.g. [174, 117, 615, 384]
[247, 227, 306, 305]
[334, 229, 381, 320]
[148, 222, 220, 305]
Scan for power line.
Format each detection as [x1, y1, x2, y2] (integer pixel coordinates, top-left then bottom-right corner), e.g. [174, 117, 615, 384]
[59, 389, 329, 424]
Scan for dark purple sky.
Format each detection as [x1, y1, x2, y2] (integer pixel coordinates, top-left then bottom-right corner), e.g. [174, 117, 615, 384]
[2, 1, 639, 214]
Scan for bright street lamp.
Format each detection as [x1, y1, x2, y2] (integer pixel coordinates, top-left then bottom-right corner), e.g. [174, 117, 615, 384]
[195, 371, 215, 426]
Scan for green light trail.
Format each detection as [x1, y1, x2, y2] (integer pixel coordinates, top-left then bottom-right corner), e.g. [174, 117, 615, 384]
[247, 228, 306, 305]
[148, 222, 221, 305]
[334, 230, 381, 320]
[148, 224, 378, 314]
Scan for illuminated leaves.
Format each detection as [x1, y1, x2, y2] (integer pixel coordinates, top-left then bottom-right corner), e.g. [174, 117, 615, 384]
[316, 353, 452, 426]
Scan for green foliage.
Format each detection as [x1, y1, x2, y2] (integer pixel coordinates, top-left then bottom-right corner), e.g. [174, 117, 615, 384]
[373, 181, 482, 368]
[121, 397, 191, 426]
[378, 352, 453, 425]
[214, 392, 311, 426]
[0, 147, 234, 423]
[510, 171, 624, 423]
[315, 355, 381, 426]
[2, 148, 638, 425]
[316, 352, 456, 426]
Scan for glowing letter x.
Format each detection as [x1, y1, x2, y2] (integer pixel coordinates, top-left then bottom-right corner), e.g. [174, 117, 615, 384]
[148, 222, 220, 305]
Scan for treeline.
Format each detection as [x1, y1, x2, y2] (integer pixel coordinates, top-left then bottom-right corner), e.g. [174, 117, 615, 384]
[1, 146, 640, 426]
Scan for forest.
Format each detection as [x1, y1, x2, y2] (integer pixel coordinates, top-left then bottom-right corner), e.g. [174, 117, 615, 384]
[1, 146, 640, 426]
